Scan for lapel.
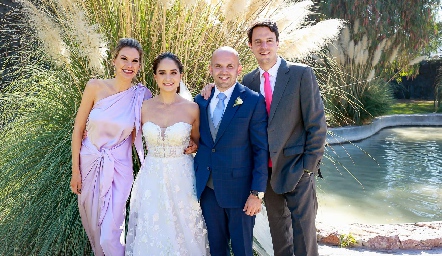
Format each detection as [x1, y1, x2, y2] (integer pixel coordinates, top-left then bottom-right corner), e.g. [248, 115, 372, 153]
[214, 82, 245, 145]
[248, 68, 261, 93]
[199, 89, 216, 146]
[269, 58, 290, 123]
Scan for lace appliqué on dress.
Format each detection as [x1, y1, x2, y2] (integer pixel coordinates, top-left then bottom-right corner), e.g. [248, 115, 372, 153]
[125, 122, 209, 256]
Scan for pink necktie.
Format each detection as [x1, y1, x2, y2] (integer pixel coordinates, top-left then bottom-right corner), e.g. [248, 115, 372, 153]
[263, 71, 272, 167]
[263, 71, 272, 114]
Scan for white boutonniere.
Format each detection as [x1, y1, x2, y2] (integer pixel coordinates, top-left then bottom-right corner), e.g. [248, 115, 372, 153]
[233, 97, 243, 107]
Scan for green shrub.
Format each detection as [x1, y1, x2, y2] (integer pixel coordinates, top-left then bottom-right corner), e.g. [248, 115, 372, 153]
[339, 233, 357, 248]
[359, 79, 393, 122]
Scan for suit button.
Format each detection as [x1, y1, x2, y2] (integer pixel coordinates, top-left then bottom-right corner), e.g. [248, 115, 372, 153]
[212, 149, 215, 152]
[207, 167, 210, 170]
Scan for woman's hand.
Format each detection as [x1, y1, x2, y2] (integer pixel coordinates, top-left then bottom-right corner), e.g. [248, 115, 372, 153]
[70, 170, 82, 195]
[184, 139, 198, 154]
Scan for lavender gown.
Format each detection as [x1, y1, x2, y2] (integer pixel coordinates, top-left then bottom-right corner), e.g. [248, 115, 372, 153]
[78, 84, 151, 256]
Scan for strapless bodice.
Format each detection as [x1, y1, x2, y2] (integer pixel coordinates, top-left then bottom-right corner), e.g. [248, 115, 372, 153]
[142, 121, 192, 158]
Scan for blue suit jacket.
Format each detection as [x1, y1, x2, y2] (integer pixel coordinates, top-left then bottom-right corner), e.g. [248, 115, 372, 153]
[194, 82, 268, 208]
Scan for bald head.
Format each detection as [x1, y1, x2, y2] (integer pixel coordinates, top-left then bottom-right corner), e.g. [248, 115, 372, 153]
[211, 46, 240, 65]
[209, 46, 242, 91]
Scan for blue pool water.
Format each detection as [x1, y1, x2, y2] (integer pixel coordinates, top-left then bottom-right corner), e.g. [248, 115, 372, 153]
[317, 127, 442, 224]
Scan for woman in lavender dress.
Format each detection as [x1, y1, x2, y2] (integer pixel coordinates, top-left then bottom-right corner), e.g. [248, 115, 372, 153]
[70, 38, 151, 256]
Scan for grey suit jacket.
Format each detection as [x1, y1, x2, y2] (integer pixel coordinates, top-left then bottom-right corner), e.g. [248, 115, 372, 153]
[242, 58, 327, 194]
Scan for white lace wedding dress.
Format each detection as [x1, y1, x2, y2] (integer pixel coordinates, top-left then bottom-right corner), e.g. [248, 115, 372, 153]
[125, 121, 209, 256]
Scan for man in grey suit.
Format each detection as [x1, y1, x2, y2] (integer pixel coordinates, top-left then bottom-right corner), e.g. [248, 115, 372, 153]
[243, 21, 327, 256]
[202, 20, 327, 256]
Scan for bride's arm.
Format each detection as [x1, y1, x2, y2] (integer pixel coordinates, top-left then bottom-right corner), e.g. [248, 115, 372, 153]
[185, 103, 200, 154]
[140, 100, 150, 151]
[190, 108, 200, 145]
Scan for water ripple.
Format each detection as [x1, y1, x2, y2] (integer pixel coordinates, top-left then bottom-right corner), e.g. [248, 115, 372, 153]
[318, 127, 442, 224]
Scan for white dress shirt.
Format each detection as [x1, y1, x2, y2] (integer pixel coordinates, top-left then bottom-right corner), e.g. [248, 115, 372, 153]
[258, 57, 282, 97]
[210, 83, 236, 119]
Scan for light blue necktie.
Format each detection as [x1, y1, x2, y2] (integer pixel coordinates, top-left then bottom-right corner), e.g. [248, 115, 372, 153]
[212, 93, 226, 127]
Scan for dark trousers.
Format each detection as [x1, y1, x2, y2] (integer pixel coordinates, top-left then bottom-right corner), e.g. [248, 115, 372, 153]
[200, 187, 255, 256]
[264, 170, 318, 256]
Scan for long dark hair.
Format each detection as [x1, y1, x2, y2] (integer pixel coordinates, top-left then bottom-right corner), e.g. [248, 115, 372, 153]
[152, 52, 184, 93]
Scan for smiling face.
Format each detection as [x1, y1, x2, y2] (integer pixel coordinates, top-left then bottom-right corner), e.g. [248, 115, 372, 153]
[154, 57, 183, 93]
[209, 47, 242, 92]
[248, 26, 279, 71]
[112, 47, 141, 80]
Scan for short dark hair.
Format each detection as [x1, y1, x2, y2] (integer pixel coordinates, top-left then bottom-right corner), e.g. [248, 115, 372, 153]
[247, 21, 279, 43]
[152, 52, 184, 93]
[112, 38, 144, 65]
[152, 52, 184, 75]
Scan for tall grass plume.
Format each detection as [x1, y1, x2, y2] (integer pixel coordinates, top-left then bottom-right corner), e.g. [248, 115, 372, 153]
[0, 0, 343, 255]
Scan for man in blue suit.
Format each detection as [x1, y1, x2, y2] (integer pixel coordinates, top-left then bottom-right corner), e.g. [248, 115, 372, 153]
[201, 21, 327, 256]
[194, 46, 268, 256]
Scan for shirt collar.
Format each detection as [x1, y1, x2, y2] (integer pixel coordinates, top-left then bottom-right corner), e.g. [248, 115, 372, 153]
[259, 56, 281, 78]
[213, 82, 236, 100]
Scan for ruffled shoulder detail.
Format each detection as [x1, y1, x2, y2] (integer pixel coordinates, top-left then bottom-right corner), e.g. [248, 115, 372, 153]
[133, 84, 152, 162]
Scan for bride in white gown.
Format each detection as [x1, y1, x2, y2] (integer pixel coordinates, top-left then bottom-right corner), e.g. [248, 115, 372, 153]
[125, 52, 209, 255]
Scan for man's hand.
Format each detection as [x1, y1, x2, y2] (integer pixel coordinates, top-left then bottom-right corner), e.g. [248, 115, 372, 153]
[243, 194, 262, 216]
[200, 83, 215, 100]
[184, 139, 198, 154]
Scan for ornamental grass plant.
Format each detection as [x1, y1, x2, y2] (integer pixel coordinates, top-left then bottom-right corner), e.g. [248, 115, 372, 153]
[315, 23, 430, 126]
[321, 25, 397, 126]
[0, 0, 344, 255]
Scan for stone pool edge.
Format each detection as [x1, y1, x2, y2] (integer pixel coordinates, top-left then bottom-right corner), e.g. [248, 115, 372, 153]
[317, 221, 442, 251]
[321, 113, 442, 251]
[327, 113, 442, 145]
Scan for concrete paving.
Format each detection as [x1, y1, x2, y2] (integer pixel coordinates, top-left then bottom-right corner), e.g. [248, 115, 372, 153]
[319, 244, 442, 255]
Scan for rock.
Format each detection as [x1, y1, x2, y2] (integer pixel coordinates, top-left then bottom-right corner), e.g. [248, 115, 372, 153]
[316, 221, 442, 251]
[364, 235, 401, 250]
[318, 232, 340, 246]
[401, 238, 442, 250]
